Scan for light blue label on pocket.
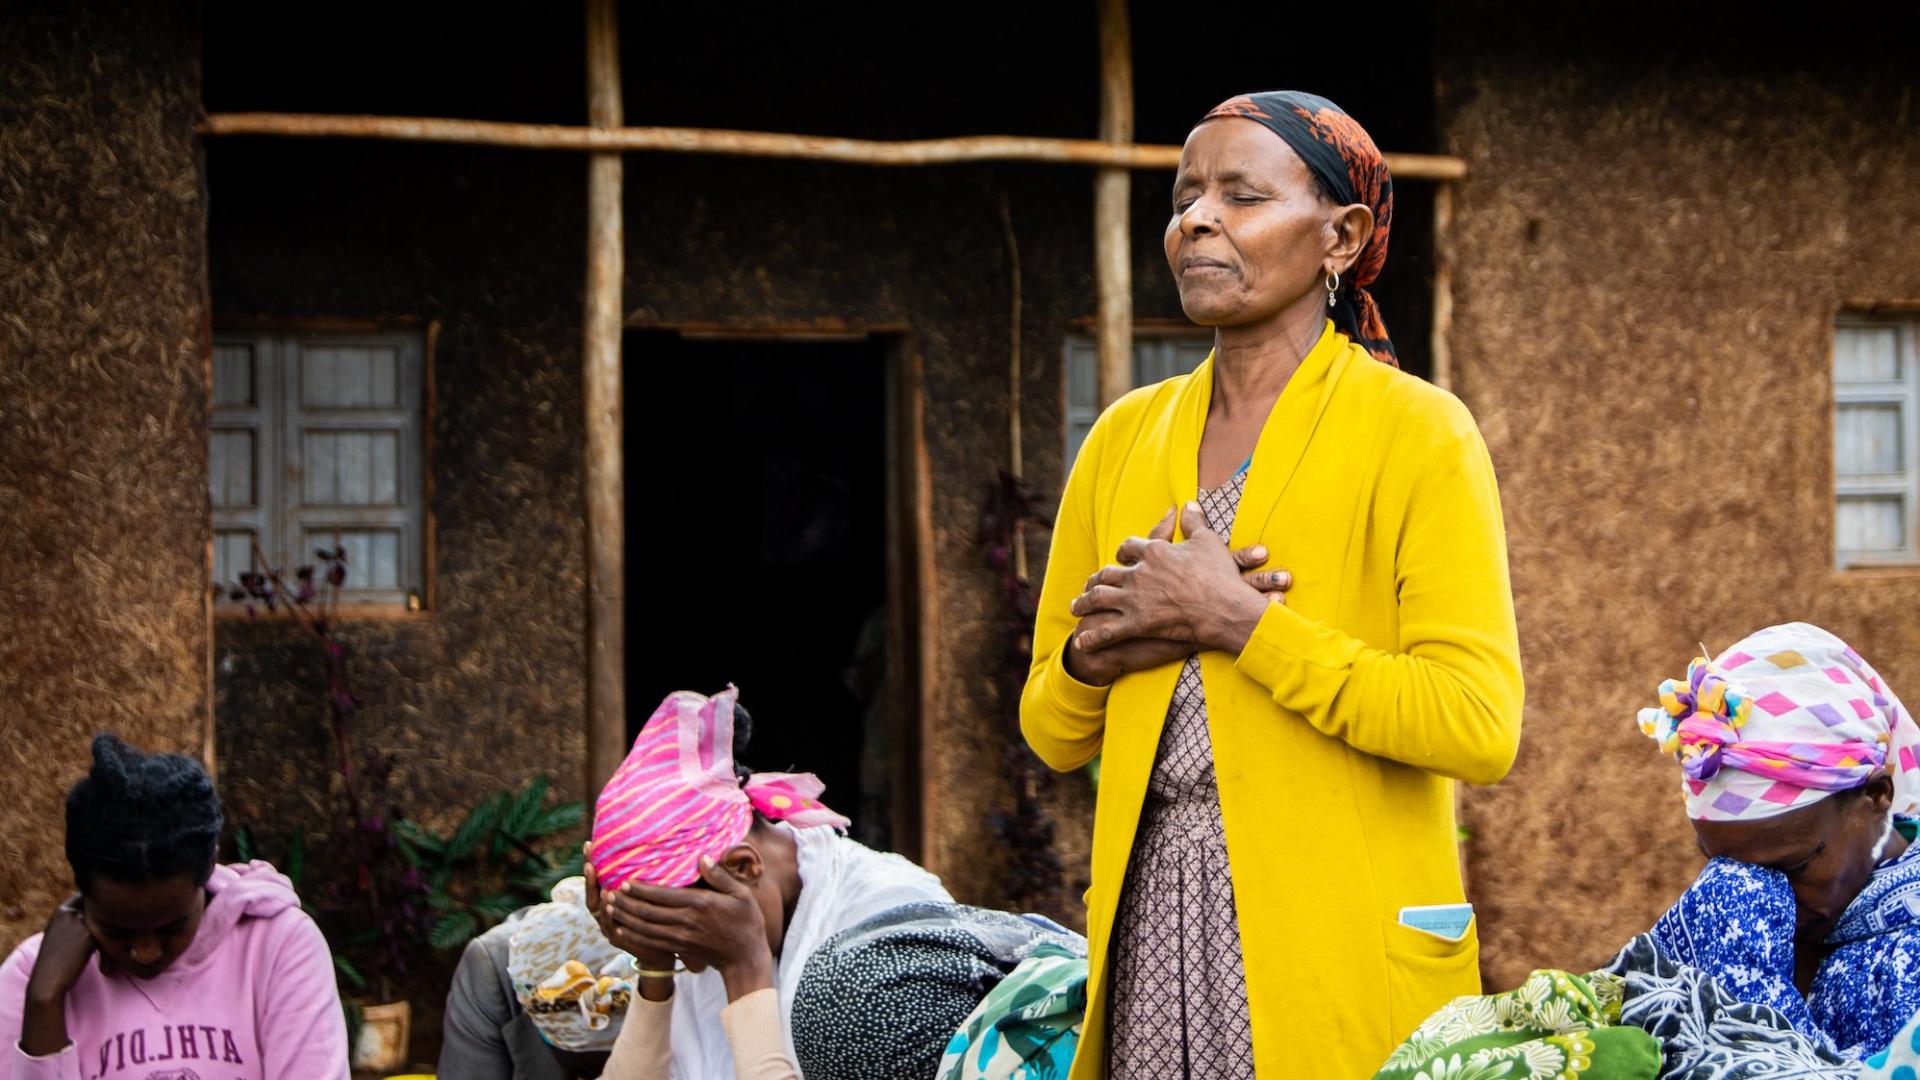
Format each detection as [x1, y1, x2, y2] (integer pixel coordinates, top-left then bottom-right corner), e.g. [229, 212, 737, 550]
[1398, 903, 1474, 941]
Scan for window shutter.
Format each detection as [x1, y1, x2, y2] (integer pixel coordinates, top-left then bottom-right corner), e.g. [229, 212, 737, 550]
[1064, 339, 1101, 465]
[282, 334, 425, 604]
[1064, 334, 1213, 466]
[1167, 338, 1214, 378]
[210, 336, 279, 593]
[1834, 318, 1920, 567]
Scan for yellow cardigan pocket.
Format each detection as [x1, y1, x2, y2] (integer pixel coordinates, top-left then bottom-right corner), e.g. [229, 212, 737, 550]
[1380, 916, 1480, 1043]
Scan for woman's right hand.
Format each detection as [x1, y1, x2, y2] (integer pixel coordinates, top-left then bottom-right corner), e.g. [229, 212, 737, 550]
[27, 900, 94, 999]
[583, 842, 676, 1000]
[21, 899, 95, 1056]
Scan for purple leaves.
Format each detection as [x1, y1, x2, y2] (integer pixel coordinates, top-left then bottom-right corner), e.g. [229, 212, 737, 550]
[977, 468, 1067, 910]
[221, 539, 414, 992]
[220, 545, 349, 623]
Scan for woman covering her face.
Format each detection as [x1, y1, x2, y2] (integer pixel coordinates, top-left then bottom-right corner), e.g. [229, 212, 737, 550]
[1639, 622, 1920, 1059]
[1021, 90, 1524, 1077]
[582, 687, 951, 1080]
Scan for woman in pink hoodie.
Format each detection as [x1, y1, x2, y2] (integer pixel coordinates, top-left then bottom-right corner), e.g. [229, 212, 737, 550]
[0, 734, 350, 1079]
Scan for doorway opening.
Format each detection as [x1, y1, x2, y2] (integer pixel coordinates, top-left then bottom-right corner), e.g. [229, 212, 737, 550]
[623, 330, 924, 857]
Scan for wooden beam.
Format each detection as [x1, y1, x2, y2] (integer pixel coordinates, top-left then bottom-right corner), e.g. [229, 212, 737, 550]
[1094, 0, 1133, 410]
[197, 113, 1469, 180]
[583, 0, 627, 802]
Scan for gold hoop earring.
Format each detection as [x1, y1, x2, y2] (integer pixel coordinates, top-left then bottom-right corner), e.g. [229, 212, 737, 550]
[1325, 270, 1340, 309]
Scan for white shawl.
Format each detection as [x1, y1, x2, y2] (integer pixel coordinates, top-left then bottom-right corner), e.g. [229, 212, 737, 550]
[665, 823, 950, 1078]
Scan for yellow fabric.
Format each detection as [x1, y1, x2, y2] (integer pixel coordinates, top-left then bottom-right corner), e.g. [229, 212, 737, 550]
[1021, 321, 1524, 1079]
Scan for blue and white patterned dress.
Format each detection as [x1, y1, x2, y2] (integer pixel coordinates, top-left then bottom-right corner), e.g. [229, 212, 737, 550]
[1652, 826, 1920, 1059]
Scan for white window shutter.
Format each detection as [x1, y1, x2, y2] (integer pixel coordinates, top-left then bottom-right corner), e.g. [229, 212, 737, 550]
[1063, 339, 1101, 465]
[1834, 319, 1920, 567]
[1064, 334, 1212, 466]
[210, 336, 279, 594]
[282, 335, 424, 604]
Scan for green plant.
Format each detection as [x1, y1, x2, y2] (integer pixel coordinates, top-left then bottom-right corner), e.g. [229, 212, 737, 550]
[392, 777, 586, 952]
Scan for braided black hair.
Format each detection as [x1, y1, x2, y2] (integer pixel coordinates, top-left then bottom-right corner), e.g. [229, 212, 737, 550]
[732, 700, 781, 834]
[65, 734, 222, 891]
[730, 702, 756, 786]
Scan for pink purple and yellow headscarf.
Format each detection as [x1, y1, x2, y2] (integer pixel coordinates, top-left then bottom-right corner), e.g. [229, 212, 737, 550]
[589, 686, 850, 890]
[1638, 622, 1920, 822]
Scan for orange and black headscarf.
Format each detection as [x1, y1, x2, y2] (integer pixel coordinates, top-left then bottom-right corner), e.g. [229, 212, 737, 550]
[1199, 90, 1396, 365]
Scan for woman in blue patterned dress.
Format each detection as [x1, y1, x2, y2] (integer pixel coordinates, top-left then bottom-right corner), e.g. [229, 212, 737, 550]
[1638, 622, 1920, 1059]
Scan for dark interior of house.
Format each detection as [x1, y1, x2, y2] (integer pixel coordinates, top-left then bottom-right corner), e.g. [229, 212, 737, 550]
[624, 334, 892, 843]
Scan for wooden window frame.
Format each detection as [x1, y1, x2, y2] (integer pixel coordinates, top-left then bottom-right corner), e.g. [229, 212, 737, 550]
[213, 322, 434, 617]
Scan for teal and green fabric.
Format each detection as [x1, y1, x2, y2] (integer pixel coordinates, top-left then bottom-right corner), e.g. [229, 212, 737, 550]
[1374, 967, 1662, 1080]
[937, 944, 1086, 1080]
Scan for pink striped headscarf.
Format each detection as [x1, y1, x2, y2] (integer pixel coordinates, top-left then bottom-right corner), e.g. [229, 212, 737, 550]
[590, 686, 850, 890]
[1638, 623, 1920, 822]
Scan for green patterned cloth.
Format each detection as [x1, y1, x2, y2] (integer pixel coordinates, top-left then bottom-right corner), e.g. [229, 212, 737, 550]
[1374, 968, 1662, 1080]
[936, 943, 1086, 1080]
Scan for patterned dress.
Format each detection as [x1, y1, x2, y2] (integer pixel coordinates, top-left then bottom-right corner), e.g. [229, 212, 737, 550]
[1107, 470, 1255, 1078]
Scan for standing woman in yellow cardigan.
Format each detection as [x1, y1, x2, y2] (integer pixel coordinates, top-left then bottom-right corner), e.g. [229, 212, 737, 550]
[1021, 90, 1524, 1078]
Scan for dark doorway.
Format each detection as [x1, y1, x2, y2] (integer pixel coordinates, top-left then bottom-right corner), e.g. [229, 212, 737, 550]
[624, 332, 914, 853]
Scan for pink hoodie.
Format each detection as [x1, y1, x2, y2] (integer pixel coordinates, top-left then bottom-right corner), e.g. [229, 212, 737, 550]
[0, 861, 349, 1080]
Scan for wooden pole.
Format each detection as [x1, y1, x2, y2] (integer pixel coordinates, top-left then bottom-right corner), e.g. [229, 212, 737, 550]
[1094, 0, 1133, 410]
[583, 0, 627, 801]
[197, 113, 1470, 180]
[997, 193, 1028, 583]
[1430, 182, 1455, 392]
[203, 534, 217, 780]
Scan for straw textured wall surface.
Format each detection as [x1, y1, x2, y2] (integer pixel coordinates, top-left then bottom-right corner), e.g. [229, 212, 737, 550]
[1440, 6, 1920, 988]
[0, 0, 210, 951]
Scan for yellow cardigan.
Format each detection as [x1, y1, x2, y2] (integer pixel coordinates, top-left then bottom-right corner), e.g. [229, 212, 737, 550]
[1022, 322, 1524, 1078]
